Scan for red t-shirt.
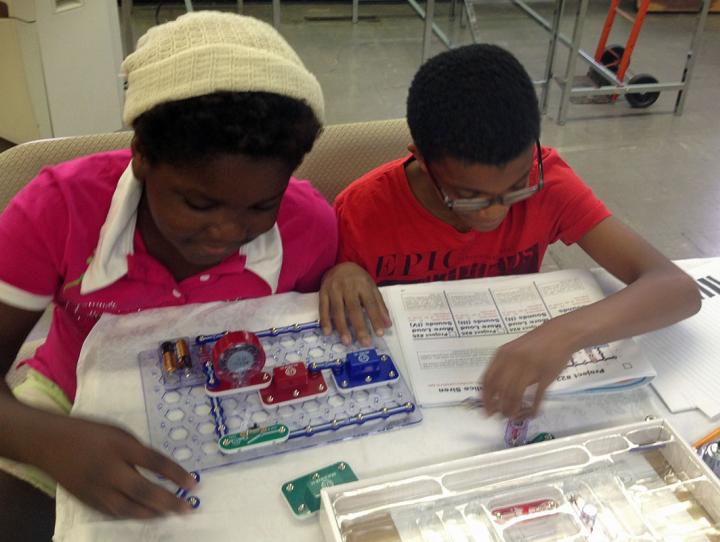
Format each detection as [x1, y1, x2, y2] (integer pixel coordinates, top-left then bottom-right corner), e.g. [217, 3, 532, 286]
[335, 147, 610, 286]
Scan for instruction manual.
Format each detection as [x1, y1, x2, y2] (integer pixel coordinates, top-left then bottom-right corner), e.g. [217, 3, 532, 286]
[383, 269, 655, 407]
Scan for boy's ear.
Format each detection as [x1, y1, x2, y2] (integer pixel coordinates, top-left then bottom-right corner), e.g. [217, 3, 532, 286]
[408, 143, 429, 175]
[130, 136, 148, 183]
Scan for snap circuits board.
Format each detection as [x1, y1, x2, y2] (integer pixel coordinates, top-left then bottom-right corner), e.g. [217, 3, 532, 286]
[138, 321, 422, 472]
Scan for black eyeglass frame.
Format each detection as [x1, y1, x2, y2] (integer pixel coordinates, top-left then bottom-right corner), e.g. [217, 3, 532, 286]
[427, 140, 544, 213]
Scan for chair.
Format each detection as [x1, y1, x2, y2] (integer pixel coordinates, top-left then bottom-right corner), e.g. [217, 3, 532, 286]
[296, 118, 410, 202]
[0, 119, 410, 209]
[0, 118, 410, 387]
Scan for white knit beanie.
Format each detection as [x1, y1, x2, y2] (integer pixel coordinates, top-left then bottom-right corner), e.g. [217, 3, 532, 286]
[121, 11, 324, 125]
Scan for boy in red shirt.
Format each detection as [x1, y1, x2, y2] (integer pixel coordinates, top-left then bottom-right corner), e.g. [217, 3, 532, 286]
[320, 44, 700, 421]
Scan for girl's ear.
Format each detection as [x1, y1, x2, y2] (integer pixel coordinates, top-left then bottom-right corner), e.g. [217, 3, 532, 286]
[130, 136, 148, 184]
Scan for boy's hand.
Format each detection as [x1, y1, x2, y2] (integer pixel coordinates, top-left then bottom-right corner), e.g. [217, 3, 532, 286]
[319, 262, 392, 346]
[481, 325, 575, 419]
[37, 415, 197, 518]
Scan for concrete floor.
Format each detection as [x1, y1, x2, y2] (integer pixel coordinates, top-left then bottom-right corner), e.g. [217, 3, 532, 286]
[129, 1, 720, 269]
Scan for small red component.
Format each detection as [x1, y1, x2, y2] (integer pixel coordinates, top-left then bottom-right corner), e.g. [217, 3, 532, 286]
[260, 362, 328, 407]
[274, 363, 308, 391]
[492, 498, 557, 523]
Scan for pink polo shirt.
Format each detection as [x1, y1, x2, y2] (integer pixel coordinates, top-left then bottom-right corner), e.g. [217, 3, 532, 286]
[0, 150, 337, 401]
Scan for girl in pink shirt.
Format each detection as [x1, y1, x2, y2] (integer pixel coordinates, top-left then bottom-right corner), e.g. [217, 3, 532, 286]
[0, 12, 336, 537]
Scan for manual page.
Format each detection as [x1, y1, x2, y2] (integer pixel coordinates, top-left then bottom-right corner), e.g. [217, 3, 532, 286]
[383, 269, 654, 406]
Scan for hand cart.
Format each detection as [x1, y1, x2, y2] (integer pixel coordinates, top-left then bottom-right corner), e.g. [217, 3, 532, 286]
[588, 0, 661, 108]
[434, 0, 712, 124]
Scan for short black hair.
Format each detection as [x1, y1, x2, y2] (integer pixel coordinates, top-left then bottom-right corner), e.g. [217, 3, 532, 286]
[407, 44, 540, 166]
[132, 91, 321, 169]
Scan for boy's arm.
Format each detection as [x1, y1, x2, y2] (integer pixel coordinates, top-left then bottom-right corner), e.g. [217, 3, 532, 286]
[0, 302, 197, 518]
[482, 217, 701, 418]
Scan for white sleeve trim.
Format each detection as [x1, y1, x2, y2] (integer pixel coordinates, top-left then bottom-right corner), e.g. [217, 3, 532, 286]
[0, 280, 52, 311]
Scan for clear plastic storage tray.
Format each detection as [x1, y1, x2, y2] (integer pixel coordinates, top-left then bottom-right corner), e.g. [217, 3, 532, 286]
[320, 419, 720, 541]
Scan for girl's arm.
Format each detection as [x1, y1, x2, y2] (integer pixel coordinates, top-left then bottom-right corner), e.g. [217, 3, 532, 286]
[0, 302, 197, 518]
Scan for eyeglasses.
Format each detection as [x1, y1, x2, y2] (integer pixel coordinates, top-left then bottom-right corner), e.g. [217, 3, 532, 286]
[427, 140, 544, 213]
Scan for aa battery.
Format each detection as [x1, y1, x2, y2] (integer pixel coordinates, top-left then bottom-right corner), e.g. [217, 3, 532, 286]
[162, 341, 177, 374]
[175, 338, 192, 370]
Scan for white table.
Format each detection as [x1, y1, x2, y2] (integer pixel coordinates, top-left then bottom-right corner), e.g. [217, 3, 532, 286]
[53, 264, 717, 541]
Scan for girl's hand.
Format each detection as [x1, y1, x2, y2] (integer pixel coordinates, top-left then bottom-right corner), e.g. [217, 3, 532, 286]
[319, 262, 392, 346]
[481, 325, 575, 418]
[37, 415, 197, 518]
